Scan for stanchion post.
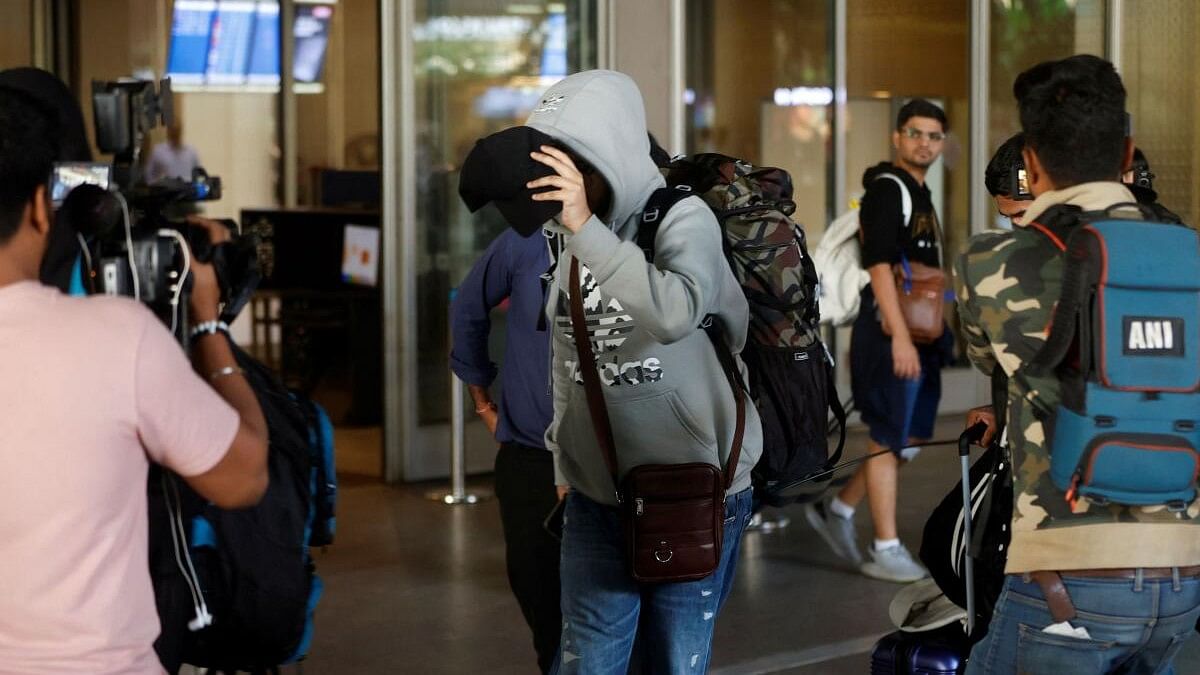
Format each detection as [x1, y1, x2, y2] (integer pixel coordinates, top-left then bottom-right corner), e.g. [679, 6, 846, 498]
[445, 372, 475, 503]
[427, 287, 492, 505]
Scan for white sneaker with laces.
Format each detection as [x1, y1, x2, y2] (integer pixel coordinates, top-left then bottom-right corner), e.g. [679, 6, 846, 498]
[803, 498, 863, 566]
[861, 543, 928, 583]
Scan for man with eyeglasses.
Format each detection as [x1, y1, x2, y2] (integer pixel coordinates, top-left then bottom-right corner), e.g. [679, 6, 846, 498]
[807, 98, 952, 584]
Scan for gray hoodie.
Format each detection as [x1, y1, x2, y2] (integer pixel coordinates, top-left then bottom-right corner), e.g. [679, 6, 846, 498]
[527, 70, 763, 505]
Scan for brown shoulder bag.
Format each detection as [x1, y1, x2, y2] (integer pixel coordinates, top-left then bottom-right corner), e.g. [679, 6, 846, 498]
[882, 259, 946, 344]
[880, 214, 947, 344]
[567, 259, 745, 583]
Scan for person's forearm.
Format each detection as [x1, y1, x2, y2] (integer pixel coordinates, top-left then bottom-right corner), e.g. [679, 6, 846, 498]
[868, 263, 911, 343]
[191, 332, 268, 443]
[468, 384, 494, 412]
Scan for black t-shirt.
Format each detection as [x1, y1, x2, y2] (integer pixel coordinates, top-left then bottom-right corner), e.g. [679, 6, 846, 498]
[859, 166, 941, 269]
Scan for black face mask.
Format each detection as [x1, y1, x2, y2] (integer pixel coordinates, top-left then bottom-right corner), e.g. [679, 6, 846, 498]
[0, 68, 93, 292]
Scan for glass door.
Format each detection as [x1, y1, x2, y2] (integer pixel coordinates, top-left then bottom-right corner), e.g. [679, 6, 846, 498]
[408, 0, 598, 479]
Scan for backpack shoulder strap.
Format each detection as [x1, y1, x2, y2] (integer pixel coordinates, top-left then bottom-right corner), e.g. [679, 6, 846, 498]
[1020, 206, 1097, 377]
[701, 318, 745, 490]
[874, 173, 913, 227]
[638, 185, 699, 262]
[1024, 203, 1083, 251]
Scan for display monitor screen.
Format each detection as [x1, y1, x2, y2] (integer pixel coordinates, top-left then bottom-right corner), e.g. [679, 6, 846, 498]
[166, 1, 216, 85]
[166, 1, 333, 91]
[206, 1, 257, 85]
[293, 5, 333, 83]
[51, 163, 112, 207]
[247, 2, 282, 85]
[341, 224, 380, 287]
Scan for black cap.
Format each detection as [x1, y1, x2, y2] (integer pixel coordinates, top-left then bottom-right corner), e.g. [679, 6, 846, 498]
[458, 126, 562, 236]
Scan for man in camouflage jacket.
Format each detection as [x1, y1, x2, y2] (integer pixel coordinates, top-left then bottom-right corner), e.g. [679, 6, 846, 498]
[958, 55, 1200, 674]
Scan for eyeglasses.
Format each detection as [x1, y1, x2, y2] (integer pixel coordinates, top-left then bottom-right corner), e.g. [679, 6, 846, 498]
[902, 128, 945, 143]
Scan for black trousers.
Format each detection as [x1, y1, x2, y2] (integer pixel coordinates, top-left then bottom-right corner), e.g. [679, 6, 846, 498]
[495, 442, 562, 674]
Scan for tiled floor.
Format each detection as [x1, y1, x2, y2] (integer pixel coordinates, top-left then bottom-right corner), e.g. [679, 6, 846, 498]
[298, 418, 1200, 674]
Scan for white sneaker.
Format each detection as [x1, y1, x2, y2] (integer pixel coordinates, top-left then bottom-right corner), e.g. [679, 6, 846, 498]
[803, 499, 863, 566]
[861, 543, 928, 583]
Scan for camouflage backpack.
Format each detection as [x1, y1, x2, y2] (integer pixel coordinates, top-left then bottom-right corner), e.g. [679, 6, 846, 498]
[638, 153, 846, 506]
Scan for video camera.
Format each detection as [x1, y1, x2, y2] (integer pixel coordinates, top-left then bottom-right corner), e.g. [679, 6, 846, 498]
[57, 79, 259, 344]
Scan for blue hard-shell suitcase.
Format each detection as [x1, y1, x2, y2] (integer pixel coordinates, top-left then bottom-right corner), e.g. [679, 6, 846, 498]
[869, 629, 964, 674]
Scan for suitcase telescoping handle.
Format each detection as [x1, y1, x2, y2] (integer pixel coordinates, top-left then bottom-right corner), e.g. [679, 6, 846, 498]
[959, 421, 989, 636]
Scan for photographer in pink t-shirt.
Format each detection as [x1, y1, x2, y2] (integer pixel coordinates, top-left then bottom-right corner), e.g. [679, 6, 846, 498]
[0, 86, 269, 673]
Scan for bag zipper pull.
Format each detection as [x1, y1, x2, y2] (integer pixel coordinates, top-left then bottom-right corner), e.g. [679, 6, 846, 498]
[1065, 473, 1081, 510]
[635, 498, 644, 516]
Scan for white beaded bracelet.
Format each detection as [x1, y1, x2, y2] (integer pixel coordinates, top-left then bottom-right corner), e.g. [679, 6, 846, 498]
[190, 320, 230, 340]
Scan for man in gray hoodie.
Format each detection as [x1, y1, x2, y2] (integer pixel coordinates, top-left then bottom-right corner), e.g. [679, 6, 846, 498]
[523, 70, 762, 673]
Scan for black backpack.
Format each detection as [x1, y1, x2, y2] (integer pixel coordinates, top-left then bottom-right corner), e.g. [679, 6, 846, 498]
[639, 153, 846, 506]
[152, 341, 336, 673]
[918, 442, 1013, 642]
[919, 370, 1012, 642]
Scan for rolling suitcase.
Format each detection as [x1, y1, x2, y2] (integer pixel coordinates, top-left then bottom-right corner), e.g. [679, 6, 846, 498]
[868, 423, 988, 674]
[869, 624, 967, 675]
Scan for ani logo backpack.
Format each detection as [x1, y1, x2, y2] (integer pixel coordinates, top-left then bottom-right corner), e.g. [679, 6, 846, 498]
[1021, 204, 1200, 510]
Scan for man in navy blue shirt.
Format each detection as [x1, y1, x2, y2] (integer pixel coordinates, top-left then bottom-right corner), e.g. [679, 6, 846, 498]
[450, 227, 558, 674]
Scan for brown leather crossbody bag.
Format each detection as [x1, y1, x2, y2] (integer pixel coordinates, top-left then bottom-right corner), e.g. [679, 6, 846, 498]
[880, 213, 947, 344]
[882, 259, 946, 344]
[567, 259, 745, 583]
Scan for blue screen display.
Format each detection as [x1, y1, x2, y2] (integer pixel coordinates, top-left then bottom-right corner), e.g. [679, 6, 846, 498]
[166, 1, 215, 82]
[166, 0, 330, 90]
[206, 2, 257, 83]
[247, 3, 281, 83]
[540, 12, 567, 79]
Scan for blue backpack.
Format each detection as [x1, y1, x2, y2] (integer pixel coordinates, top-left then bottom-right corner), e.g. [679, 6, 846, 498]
[1023, 204, 1200, 510]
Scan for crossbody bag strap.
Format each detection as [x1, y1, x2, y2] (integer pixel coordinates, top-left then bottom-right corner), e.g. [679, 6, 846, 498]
[570, 258, 745, 494]
[702, 320, 746, 491]
[568, 258, 621, 495]
[933, 209, 946, 271]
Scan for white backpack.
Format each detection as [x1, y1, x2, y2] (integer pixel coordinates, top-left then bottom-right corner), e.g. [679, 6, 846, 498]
[813, 173, 912, 325]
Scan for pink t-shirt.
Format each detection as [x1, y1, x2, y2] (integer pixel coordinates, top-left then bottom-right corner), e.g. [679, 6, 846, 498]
[0, 282, 238, 674]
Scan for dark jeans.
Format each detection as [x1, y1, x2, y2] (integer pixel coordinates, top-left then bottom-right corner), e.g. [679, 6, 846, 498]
[850, 290, 950, 453]
[495, 442, 563, 674]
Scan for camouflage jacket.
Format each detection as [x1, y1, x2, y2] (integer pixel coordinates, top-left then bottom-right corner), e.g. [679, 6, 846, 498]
[956, 182, 1200, 573]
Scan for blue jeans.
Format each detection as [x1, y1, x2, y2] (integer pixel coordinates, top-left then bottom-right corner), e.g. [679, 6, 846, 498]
[967, 573, 1200, 675]
[553, 488, 753, 675]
